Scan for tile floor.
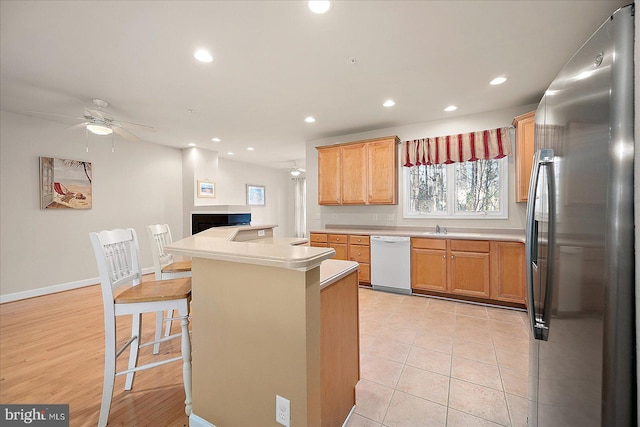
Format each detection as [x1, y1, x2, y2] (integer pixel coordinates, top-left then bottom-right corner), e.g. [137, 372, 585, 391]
[346, 288, 530, 427]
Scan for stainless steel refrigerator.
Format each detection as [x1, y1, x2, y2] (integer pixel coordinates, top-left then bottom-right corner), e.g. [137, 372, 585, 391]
[525, 4, 635, 426]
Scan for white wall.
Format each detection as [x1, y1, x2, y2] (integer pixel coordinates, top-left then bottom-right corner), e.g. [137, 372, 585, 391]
[306, 104, 537, 233]
[0, 110, 184, 300]
[0, 112, 295, 301]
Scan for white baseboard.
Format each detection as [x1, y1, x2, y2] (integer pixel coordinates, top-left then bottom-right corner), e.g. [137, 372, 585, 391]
[0, 267, 155, 304]
[189, 413, 215, 427]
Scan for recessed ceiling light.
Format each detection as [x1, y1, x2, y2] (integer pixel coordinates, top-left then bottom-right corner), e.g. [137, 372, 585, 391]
[444, 105, 458, 112]
[308, 1, 331, 14]
[227, 152, 234, 156]
[188, 143, 197, 147]
[194, 49, 213, 63]
[490, 76, 508, 85]
[247, 147, 255, 151]
[304, 116, 316, 123]
[211, 137, 222, 142]
[383, 99, 396, 107]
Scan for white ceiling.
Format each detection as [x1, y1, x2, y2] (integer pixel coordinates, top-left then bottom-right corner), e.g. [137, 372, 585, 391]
[0, 1, 627, 170]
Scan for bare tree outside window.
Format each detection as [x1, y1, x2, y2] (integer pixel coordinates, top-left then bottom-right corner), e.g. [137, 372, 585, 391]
[406, 158, 506, 218]
[408, 164, 446, 214]
[455, 159, 501, 212]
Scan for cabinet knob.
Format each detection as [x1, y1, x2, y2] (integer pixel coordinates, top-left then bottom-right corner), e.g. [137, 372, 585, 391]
[451, 255, 454, 259]
[358, 252, 361, 256]
[442, 255, 445, 259]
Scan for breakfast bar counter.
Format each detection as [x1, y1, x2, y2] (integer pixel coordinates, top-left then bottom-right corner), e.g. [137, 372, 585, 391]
[166, 226, 359, 427]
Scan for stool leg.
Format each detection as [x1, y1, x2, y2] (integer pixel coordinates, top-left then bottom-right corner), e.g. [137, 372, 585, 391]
[125, 313, 141, 390]
[164, 309, 174, 337]
[179, 302, 192, 416]
[99, 317, 117, 427]
[153, 311, 163, 354]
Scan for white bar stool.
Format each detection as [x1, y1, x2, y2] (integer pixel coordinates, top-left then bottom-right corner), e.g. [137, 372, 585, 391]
[146, 224, 192, 354]
[90, 228, 192, 427]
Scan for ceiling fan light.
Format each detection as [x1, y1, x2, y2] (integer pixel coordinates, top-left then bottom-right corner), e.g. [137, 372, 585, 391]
[290, 169, 301, 177]
[86, 124, 113, 135]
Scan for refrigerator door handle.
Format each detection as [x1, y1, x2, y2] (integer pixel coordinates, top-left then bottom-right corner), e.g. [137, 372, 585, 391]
[525, 148, 555, 340]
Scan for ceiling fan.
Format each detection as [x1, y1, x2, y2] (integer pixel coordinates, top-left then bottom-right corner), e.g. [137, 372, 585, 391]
[26, 98, 155, 142]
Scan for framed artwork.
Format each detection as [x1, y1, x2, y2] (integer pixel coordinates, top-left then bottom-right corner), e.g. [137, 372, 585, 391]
[40, 157, 92, 209]
[246, 184, 265, 206]
[197, 180, 216, 198]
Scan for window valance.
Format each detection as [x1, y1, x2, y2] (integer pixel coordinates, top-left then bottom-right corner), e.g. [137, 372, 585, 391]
[402, 127, 512, 167]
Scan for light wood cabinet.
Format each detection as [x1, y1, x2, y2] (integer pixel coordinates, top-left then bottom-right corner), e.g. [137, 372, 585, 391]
[411, 238, 522, 305]
[318, 146, 342, 205]
[311, 233, 371, 283]
[317, 136, 399, 206]
[341, 143, 367, 205]
[449, 240, 491, 299]
[411, 238, 447, 292]
[513, 111, 536, 203]
[328, 234, 348, 260]
[367, 138, 398, 204]
[348, 234, 370, 283]
[490, 241, 526, 304]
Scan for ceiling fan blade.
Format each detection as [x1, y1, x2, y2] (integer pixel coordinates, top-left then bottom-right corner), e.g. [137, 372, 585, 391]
[113, 126, 140, 141]
[113, 120, 156, 133]
[69, 122, 90, 130]
[85, 108, 105, 119]
[23, 110, 87, 125]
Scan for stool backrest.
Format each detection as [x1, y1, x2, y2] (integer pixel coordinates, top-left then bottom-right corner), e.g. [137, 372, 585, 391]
[146, 224, 174, 279]
[90, 228, 143, 312]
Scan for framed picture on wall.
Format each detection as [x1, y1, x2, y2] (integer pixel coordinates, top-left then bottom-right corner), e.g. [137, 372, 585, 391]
[197, 180, 215, 198]
[39, 156, 92, 209]
[246, 184, 265, 206]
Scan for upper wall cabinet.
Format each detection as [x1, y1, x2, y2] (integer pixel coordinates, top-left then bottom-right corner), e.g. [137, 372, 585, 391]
[513, 111, 535, 203]
[317, 136, 399, 206]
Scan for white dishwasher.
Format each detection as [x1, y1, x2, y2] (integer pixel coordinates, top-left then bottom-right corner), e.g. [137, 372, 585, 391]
[370, 235, 411, 295]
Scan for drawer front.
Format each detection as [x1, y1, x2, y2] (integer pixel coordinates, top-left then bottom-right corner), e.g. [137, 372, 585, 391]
[349, 245, 370, 263]
[449, 239, 490, 253]
[310, 242, 328, 248]
[310, 233, 328, 243]
[358, 263, 370, 282]
[348, 234, 370, 246]
[411, 237, 446, 250]
[328, 234, 348, 243]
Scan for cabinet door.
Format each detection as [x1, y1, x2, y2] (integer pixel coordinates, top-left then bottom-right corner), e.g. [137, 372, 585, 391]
[490, 241, 526, 304]
[318, 146, 342, 205]
[514, 111, 535, 203]
[411, 248, 447, 292]
[449, 251, 490, 298]
[367, 138, 398, 204]
[342, 143, 367, 205]
[329, 243, 348, 260]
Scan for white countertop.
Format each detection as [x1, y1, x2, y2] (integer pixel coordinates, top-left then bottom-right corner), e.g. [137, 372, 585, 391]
[319, 260, 359, 290]
[166, 225, 334, 271]
[312, 226, 525, 243]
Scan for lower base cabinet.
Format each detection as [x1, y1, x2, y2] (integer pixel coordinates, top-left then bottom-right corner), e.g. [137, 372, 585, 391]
[310, 233, 370, 284]
[411, 237, 525, 306]
[490, 241, 526, 304]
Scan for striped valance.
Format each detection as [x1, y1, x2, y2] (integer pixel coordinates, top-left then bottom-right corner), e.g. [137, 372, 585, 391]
[402, 127, 511, 167]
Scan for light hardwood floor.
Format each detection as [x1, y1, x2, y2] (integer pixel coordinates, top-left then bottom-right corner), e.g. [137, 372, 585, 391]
[0, 282, 189, 427]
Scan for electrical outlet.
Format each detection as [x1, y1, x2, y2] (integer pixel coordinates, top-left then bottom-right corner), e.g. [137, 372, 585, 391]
[387, 214, 395, 221]
[372, 214, 378, 221]
[276, 395, 290, 427]
[258, 230, 265, 237]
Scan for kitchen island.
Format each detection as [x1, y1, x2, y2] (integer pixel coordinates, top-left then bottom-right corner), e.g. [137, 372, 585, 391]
[166, 226, 360, 427]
